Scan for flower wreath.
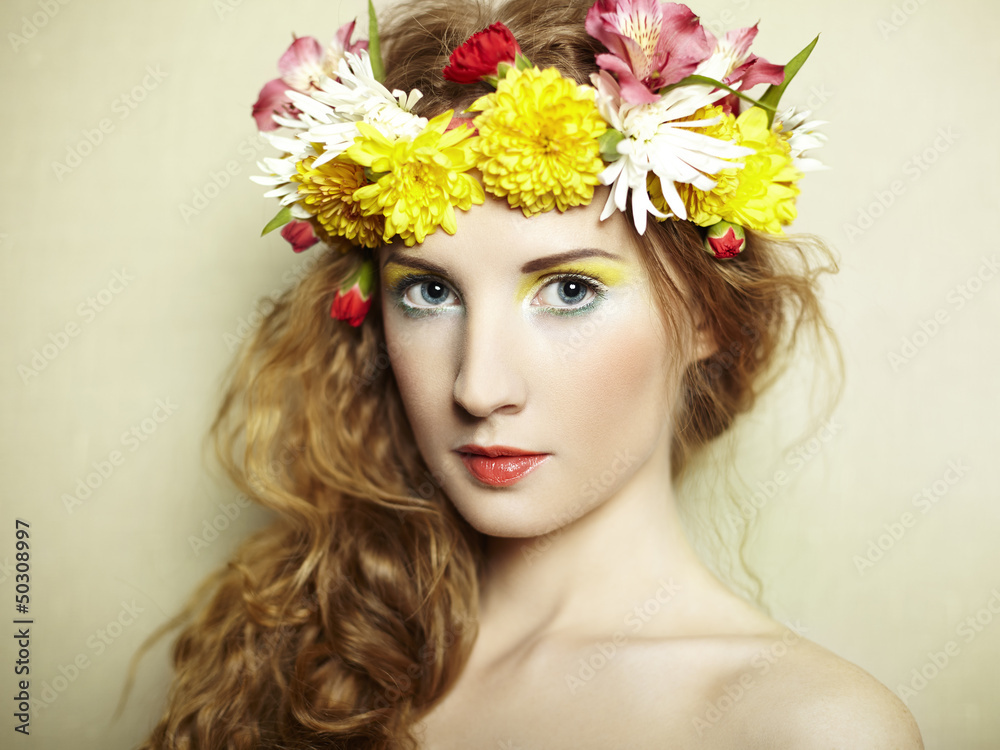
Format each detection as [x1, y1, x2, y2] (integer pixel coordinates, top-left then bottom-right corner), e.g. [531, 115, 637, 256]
[251, 0, 826, 326]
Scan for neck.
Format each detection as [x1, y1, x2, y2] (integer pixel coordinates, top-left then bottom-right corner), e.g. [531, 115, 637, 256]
[471, 427, 728, 666]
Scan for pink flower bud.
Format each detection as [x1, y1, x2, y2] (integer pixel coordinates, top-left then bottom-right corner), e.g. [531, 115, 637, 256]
[281, 220, 320, 253]
[704, 221, 746, 259]
[330, 259, 376, 327]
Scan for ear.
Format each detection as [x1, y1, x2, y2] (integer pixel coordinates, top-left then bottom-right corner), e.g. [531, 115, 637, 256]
[688, 306, 719, 364]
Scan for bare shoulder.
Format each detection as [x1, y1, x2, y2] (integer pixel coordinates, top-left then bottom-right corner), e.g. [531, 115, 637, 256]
[727, 629, 925, 749]
[595, 595, 924, 750]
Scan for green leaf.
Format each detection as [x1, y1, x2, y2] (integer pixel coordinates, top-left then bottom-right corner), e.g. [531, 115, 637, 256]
[368, 0, 385, 83]
[261, 205, 292, 236]
[758, 35, 820, 127]
[513, 52, 533, 71]
[660, 75, 776, 114]
[598, 129, 625, 161]
[357, 258, 376, 296]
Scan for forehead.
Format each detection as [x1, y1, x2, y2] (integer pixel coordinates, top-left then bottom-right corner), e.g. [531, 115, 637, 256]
[377, 189, 641, 272]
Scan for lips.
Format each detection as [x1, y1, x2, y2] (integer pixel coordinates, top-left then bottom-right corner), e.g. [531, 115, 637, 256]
[455, 444, 550, 487]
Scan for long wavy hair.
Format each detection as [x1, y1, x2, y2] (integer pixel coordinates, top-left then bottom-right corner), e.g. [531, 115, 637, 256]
[131, 0, 841, 747]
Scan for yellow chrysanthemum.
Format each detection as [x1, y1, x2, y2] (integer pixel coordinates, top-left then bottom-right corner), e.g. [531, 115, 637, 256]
[292, 155, 384, 248]
[468, 66, 607, 216]
[676, 106, 803, 234]
[345, 111, 485, 246]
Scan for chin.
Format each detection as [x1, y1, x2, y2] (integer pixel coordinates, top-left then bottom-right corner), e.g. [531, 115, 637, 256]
[441, 472, 598, 541]
[451, 503, 573, 540]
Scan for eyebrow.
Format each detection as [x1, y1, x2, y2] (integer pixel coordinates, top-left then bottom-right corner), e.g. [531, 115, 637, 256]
[381, 248, 624, 275]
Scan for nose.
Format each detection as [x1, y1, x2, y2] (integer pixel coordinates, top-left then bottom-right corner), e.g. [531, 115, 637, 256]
[452, 303, 527, 418]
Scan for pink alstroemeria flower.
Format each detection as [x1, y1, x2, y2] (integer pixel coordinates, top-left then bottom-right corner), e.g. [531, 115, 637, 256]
[585, 0, 713, 105]
[252, 20, 368, 131]
[695, 23, 784, 113]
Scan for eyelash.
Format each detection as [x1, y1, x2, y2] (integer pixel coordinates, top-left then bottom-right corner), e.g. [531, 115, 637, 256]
[388, 272, 609, 318]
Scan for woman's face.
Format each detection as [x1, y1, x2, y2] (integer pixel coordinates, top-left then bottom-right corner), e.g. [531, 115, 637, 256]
[378, 191, 709, 538]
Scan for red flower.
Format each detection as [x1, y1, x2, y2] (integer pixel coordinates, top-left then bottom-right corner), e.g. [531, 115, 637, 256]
[331, 288, 371, 327]
[280, 220, 320, 252]
[330, 259, 375, 327]
[443, 22, 522, 84]
[704, 221, 745, 258]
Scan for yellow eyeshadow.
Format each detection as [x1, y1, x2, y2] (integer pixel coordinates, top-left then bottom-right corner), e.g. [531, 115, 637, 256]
[515, 260, 629, 301]
[382, 262, 426, 289]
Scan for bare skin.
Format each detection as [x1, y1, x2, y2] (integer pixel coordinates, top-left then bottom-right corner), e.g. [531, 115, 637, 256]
[412, 445, 923, 749]
[381, 192, 923, 749]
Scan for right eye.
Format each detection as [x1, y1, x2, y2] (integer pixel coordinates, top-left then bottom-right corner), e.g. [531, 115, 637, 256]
[393, 274, 460, 312]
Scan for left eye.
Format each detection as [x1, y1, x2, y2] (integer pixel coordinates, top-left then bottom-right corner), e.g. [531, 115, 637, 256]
[534, 276, 603, 309]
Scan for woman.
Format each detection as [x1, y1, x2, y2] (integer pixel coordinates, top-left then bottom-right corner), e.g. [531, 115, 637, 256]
[136, 0, 923, 747]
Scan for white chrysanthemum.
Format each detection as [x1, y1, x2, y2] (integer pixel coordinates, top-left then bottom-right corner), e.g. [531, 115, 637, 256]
[591, 71, 753, 234]
[251, 50, 430, 216]
[775, 106, 828, 172]
[249, 155, 310, 217]
[249, 131, 318, 215]
[285, 50, 427, 166]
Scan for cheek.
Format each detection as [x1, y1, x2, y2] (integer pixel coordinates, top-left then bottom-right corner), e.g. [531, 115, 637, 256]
[382, 311, 453, 446]
[544, 293, 675, 455]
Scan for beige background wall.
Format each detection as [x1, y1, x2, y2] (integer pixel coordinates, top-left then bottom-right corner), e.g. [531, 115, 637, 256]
[1, 0, 997, 747]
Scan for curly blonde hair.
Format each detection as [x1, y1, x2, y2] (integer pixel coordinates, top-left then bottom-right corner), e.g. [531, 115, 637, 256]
[130, 1, 841, 747]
